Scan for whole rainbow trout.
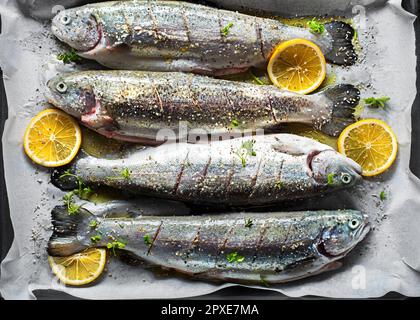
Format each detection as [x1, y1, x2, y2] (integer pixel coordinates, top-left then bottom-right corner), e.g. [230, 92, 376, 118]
[52, 134, 362, 206]
[46, 71, 360, 144]
[48, 206, 370, 284]
[51, 0, 357, 75]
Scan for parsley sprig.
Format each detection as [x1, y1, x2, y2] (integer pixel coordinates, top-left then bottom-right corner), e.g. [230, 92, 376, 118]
[245, 218, 253, 228]
[249, 71, 268, 85]
[275, 181, 283, 189]
[60, 170, 93, 200]
[307, 18, 325, 34]
[60, 170, 93, 215]
[235, 140, 257, 168]
[221, 22, 234, 37]
[226, 252, 245, 263]
[63, 191, 81, 215]
[121, 168, 131, 180]
[57, 48, 82, 64]
[90, 235, 102, 243]
[364, 96, 390, 109]
[143, 234, 153, 246]
[231, 119, 239, 128]
[379, 191, 386, 201]
[106, 167, 132, 181]
[327, 173, 336, 185]
[107, 240, 126, 255]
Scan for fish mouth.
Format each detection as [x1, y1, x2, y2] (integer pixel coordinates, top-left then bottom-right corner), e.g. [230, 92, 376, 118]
[355, 214, 371, 240]
[339, 222, 371, 257]
[317, 240, 337, 259]
[317, 216, 370, 259]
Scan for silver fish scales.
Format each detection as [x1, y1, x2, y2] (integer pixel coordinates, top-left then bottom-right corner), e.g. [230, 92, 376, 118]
[48, 206, 370, 283]
[51, 0, 357, 74]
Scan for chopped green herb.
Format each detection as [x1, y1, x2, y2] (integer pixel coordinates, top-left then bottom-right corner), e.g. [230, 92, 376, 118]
[234, 139, 257, 168]
[121, 168, 131, 180]
[260, 275, 270, 287]
[63, 191, 81, 215]
[62, 191, 74, 205]
[307, 18, 325, 34]
[57, 48, 82, 64]
[275, 180, 283, 189]
[67, 203, 81, 215]
[226, 252, 245, 263]
[79, 186, 93, 200]
[118, 223, 125, 229]
[60, 170, 92, 200]
[242, 140, 257, 157]
[144, 234, 153, 246]
[245, 218, 253, 228]
[249, 71, 267, 85]
[231, 119, 239, 127]
[327, 173, 336, 185]
[60, 170, 81, 186]
[364, 96, 390, 109]
[221, 22, 234, 37]
[107, 240, 126, 255]
[379, 191, 386, 201]
[90, 235, 102, 243]
[89, 220, 98, 228]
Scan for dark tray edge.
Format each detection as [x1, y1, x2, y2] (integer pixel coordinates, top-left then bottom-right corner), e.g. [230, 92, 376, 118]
[0, 0, 419, 300]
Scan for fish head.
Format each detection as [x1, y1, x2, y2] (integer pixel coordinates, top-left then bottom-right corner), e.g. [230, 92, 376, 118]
[46, 73, 118, 132]
[46, 73, 96, 119]
[52, 9, 100, 52]
[310, 149, 362, 188]
[318, 211, 370, 258]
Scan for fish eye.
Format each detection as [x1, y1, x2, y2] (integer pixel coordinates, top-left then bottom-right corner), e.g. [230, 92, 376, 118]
[348, 218, 360, 230]
[56, 82, 68, 93]
[341, 173, 352, 184]
[60, 15, 71, 25]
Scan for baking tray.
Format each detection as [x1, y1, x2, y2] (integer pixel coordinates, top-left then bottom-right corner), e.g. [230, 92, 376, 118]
[0, 0, 419, 299]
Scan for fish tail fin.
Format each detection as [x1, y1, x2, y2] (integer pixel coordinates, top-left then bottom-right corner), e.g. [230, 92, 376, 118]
[319, 84, 360, 136]
[47, 206, 96, 257]
[324, 21, 357, 66]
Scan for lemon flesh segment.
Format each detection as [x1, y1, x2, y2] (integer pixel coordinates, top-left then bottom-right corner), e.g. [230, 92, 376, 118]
[23, 109, 82, 167]
[267, 39, 326, 95]
[48, 248, 107, 286]
[338, 119, 398, 177]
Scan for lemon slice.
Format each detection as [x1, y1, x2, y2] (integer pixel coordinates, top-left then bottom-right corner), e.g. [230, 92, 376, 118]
[267, 39, 326, 94]
[337, 119, 398, 176]
[48, 248, 107, 286]
[23, 109, 82, 167]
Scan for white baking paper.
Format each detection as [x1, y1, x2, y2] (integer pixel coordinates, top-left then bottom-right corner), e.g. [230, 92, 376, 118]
[1, 0, 419, 299]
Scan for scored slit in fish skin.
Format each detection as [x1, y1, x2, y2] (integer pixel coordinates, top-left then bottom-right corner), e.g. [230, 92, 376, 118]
[52, 134, 362, 206]
[47, 206, 370, 284]
[50, 0, 357, 75]
[46, 71, 360, 144]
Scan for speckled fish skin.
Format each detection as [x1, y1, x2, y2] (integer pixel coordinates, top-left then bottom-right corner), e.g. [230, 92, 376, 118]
[51, 0, 357, 74]
[48, 207, 370, 283]
[53, 134, 362, 206]
[46, 71, 360, 142]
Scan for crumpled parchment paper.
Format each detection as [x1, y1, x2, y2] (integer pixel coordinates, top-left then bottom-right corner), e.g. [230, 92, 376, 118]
[1, 0, 419, 299]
